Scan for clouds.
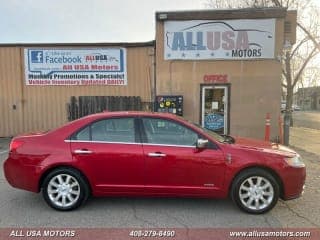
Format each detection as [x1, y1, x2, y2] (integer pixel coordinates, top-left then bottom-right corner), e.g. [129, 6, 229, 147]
[0, 0, 203, 43]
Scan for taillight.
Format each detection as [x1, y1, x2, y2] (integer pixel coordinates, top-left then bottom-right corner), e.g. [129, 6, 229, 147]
[9, 139, 24, 152]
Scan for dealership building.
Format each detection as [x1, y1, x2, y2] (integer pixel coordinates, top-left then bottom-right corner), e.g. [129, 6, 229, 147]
[0, 8, 296, 139]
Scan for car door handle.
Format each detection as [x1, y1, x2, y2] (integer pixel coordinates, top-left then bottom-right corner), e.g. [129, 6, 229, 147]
[74, 149, 93, 154]
[148, 152, 166, 157]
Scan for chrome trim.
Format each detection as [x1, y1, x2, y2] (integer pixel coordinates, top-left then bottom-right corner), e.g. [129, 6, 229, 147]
[197, 138, 208, 148]
[142, 143, 195, 148]
[226, 153, 232, 164]
[204, 183, 215, 187]
[148, 152, 167, 157]
[64, 140, 196, 148]
[74, 149, 93, 154]
[64, 140, 140, 145]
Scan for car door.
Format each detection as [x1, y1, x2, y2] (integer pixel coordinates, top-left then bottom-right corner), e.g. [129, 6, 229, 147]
[70, 117, 145, 194]
[140, 117, 226, 196]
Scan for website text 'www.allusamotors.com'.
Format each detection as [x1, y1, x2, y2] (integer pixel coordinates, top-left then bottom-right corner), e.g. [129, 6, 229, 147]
[230, 230, 311, 238]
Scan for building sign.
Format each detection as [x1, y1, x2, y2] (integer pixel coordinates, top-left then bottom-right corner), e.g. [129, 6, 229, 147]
[24, 48, 127, 85]
[164, 19, 275, 60]
[204, 74, 228, 83]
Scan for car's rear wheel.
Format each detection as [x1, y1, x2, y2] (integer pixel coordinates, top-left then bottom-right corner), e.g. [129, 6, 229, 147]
[42, 168, 89, 211]
[231, 168, 279, 214]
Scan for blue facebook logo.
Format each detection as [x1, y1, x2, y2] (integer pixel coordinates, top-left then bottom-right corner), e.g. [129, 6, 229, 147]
[30, 51, 43, 63]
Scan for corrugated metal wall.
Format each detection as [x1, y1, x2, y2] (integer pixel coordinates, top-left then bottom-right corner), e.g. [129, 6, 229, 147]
[0, 46, 154, 137]
[0, 47, 24, 136]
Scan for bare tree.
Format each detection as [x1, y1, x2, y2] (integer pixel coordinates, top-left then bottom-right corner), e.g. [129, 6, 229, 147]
[206, 0, 320, 125]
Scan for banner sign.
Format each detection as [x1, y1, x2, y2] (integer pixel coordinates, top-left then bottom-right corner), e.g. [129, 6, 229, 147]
[164, 19, 275, 60]
[2, 228, 316, 240]
[24, 48, 127, 85]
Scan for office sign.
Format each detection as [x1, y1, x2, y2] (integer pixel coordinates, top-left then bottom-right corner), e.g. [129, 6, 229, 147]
[164, 19, 275, 60]
[203, 74, 229, 83]
[24, 48, 127, 85]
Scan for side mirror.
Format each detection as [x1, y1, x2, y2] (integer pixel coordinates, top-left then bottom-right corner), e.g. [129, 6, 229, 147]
[196, 139, 208, 149]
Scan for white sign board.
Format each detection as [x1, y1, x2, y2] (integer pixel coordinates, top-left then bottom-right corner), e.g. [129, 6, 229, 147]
[24, 48, 127, 85]
[164, 19, 275, 60]
[211, 102, 219, 110]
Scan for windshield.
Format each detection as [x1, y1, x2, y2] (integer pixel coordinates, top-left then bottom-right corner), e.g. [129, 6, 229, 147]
[191, 123, 225, 143]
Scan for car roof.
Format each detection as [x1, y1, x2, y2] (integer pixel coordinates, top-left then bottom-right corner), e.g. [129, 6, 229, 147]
[50, 111, 183, 138]
[85, 111, 180, 120]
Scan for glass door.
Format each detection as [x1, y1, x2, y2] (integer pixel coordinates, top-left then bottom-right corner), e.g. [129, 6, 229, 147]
[201, 85, 228, 135]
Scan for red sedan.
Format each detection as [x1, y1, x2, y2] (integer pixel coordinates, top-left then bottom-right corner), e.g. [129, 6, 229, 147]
[3, 112, 305, 214]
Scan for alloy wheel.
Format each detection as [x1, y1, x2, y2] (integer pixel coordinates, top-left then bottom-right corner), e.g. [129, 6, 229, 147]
[239, 176, 274, 211]
[47, 174, 81, 208]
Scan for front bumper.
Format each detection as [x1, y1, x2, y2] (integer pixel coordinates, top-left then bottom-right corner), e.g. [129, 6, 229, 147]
[281, 165, 306, 200]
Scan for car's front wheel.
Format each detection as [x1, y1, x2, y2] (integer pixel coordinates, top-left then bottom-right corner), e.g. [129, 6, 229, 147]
[231, 168, 280, 214]
[42, 168, 89, 211]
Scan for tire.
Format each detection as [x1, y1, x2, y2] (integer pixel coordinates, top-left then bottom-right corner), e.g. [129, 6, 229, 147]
[42, 168, 90, 211]
[231, 168, 280, 214]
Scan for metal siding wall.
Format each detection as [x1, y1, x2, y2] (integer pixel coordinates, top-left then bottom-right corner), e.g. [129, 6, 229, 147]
[0, 47, 23, 136]
[0, 46, 153, 137]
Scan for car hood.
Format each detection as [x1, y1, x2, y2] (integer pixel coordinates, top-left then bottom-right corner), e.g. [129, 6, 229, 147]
[233, 137, 297, 157]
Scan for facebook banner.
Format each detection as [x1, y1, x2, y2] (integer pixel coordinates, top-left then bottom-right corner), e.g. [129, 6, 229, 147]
[24, 48, 127, 86]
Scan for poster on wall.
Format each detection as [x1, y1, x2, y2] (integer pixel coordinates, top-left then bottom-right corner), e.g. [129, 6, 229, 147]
[24, 48, 127, 85]
[204, 113, 224, 131]
[164, 19, 275, 60]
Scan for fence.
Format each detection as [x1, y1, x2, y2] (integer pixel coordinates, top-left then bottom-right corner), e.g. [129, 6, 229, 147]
[67, 96, 153, 121]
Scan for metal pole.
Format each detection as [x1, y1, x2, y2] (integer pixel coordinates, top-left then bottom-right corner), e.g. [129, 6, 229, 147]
[278, 115, 283, 144]
[264, 113, 271, 142]
[283, 111, 290, 146]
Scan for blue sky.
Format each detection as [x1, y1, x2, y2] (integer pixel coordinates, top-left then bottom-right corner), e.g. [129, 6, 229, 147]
[0, 0, 204, 43]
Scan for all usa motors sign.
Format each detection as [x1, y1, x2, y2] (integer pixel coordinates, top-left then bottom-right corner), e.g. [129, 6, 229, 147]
[24, 48, 127, 85]
[164, 19, 275, 60]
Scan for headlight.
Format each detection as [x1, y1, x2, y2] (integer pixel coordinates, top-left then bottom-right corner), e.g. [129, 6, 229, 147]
[285, 155, 305, 168]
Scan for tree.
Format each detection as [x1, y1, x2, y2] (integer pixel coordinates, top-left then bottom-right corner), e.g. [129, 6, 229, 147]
[206, 0, 320, 143]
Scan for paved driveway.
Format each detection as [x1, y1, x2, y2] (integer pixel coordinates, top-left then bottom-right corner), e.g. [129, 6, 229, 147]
[0, 141, 319, 228]
[293, 111, 320, 130]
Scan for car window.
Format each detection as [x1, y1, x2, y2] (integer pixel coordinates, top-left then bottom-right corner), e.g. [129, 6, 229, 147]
[142, 118, 198, 146]
[91, 118, 135, 142]
[191, 122, 225, 143]
[75, 126, 90, 141]
[73, 118, 135, 143]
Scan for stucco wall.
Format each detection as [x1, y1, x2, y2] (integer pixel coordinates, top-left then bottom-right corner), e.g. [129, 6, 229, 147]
[155, 14, 286, 140]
